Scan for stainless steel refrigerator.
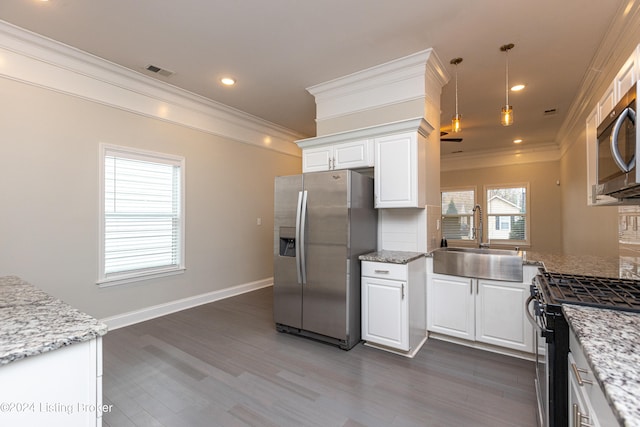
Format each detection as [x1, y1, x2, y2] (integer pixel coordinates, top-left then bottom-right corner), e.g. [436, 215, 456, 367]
[273, 170, 377, 350]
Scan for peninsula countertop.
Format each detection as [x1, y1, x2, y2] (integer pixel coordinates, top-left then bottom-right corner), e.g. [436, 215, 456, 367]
[0, 275, 107, 366]
[359, 250, 426, 264]
[563, 305, 640, 427]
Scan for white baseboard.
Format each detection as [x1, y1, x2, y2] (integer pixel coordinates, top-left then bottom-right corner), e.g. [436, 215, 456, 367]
[427, 332, 535, 361]
[100, 277, 273, 330]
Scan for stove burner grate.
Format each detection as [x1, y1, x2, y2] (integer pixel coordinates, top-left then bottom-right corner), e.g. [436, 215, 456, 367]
[539, 271, 640, 312]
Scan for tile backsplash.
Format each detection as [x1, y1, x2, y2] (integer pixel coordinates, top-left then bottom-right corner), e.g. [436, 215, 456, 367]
[377, 204, 441, 253]
[618, 205, 640, 278]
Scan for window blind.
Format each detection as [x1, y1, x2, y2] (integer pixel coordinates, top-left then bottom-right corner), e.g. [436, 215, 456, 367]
[103, 150, 182, 277]
[441, 189, 475, 240]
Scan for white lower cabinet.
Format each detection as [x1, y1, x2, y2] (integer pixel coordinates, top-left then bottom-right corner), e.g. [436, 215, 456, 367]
[0, 337, 104, 427]
[427, 265, 538, 354]
[361, 258, 426, 357]
[569, 330, 617, 427]
[362, 276, 408, 350]
[426, 274, 474, 340]
[475, 278, 533, 351]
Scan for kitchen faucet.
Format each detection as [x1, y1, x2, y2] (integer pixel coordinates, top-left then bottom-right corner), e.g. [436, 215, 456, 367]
[472, 204, 489, 249]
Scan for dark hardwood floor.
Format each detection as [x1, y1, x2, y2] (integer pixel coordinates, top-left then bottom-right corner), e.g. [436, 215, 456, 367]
[102, 287, 537, 427]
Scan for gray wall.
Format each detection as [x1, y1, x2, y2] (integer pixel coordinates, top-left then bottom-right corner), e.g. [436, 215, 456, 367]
[441, 161, 563, 253]
[560, 116, 619, 256]
[0, 78, 301, 319]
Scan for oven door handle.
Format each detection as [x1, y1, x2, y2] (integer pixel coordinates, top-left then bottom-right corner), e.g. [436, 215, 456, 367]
[526, 295, 552, 339]
[525, 295, 537, 328]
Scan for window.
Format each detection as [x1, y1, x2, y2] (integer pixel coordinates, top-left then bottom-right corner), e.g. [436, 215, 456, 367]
[441, 188, 476, 240]
[486, 184, 529, 244]
[98, 144, 185, 286]
[495, 216, 511, 231]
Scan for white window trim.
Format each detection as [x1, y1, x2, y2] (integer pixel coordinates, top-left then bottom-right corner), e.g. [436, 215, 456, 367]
[97, 143, 186, 287]
[483, 182, 530, 247]
[441, 186, 477, 243]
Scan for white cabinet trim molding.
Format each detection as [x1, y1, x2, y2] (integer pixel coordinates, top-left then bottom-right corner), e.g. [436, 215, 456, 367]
[307, 48, 449, 122]
[0, 20, 303, 157]
[296, 117, 434, 148]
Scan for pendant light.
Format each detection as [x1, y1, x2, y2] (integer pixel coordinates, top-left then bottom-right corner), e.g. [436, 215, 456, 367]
[500, 43, 515, 126]
[450, 57, 463, 133]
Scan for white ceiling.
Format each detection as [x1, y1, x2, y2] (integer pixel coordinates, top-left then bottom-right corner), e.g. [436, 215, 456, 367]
[0, 0, 626, 155]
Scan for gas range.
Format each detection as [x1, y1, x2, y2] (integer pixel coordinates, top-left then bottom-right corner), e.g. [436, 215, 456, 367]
[530, 270, 640, 427]
[534, 270, 640, 313]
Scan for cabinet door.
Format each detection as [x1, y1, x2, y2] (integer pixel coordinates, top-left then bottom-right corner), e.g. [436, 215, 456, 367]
[569, 332, 617, 427]
[0, 339, 100, 427]
[568, 353, 597, 427]
[586, 107, 619, 206]
[362, 276, 408, 350]
[333, 139, 373, 170]
[302, 146, 332, 172]
[615, 53, 637, 101]
[427, 274, 474, 340]
[374, 132, 420, 208]
[476, 279, 533, 352]
[597, 82, 615, 126]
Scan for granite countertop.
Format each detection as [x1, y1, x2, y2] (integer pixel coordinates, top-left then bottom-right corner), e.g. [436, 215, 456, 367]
[359, 250, 426, 264]
[426, 247, 639, 279]
[563, 305, 640, 427]
[0, 275, 107, 366]
[523, 251, 634, 279]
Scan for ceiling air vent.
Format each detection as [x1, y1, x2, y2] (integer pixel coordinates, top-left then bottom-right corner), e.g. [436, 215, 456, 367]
[145, 64, 174, 77]
[543, 108, 557, 116]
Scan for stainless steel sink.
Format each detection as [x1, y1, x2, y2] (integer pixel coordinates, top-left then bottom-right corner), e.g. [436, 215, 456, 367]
[432, 246, 523, 282]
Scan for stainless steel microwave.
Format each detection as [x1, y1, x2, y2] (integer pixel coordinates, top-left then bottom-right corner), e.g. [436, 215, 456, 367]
[595, 83, 640, 199]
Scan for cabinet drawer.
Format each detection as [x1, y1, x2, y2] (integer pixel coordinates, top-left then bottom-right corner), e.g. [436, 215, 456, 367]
[362, 261, 407, 281]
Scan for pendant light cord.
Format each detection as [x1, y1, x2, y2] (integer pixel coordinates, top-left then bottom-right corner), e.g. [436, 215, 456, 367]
[455, 65, 459, 116]
[505, 49, 509, 106]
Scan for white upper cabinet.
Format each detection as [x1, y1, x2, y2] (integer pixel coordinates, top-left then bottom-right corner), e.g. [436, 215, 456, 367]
[596, 81, 616, 127]
[614, 52, 638, 101]
[587, 45, 640, 206]
[296, 117, 433, 208]
[586, 106, 619, 206]
[374, 131, 426, 208]
[334, 139, 374, 170]
[302, 139, 374, 172]
[302, 145, 333, 172]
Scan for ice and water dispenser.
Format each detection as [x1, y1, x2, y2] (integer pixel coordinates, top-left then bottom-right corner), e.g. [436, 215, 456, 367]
[279, 227, 296, 257]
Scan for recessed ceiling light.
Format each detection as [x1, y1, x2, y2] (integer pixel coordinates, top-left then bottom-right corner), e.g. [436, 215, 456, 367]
[220, 77, 236, 86]
[511, 84, 526, 91]
[513, 139, 523, 144]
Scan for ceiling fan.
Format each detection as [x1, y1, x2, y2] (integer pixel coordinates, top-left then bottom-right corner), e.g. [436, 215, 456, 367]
[440, 131, 463, 142]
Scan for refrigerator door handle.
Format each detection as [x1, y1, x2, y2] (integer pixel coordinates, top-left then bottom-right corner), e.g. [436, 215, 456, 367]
[295, 191, 303, 284]
[300, 190, 308, 284]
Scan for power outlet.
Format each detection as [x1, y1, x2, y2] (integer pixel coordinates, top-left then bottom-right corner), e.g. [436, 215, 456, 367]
[256, 217, 262, 226]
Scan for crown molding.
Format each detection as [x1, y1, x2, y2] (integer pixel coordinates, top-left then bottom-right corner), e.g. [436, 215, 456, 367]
[296, 117, 434, 148]
[307, 48, 450, 122]
[441, 143, 561, 172]
[0, 20, 304, 157]
[557, 2, 640, 156]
